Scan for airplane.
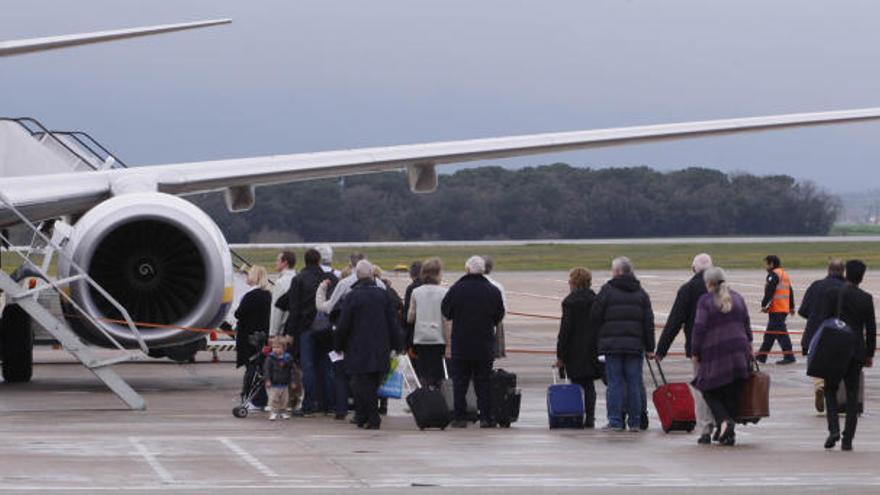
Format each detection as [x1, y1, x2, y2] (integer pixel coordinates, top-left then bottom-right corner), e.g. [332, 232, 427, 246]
[1, 17, 880, 397]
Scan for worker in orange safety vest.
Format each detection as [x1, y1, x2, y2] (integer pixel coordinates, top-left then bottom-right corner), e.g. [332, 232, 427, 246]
[758, 255, 797, 365]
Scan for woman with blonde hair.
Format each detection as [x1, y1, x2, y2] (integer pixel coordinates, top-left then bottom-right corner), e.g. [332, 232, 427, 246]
[555, 267, 600, 428]
[235, 265, 273, 406]
[691, 267, 754, 446]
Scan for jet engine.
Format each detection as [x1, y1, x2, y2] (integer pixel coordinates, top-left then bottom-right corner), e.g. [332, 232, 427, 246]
[56, 192, 233, 352]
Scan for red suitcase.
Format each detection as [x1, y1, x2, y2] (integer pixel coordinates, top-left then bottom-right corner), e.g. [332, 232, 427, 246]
[646, 358, 696, 433]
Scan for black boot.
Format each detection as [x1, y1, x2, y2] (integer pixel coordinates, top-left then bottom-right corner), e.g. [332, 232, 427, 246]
[824, 432, 840, 449]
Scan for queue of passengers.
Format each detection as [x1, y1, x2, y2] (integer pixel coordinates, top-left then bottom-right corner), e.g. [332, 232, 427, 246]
[233, 247, 875, 451]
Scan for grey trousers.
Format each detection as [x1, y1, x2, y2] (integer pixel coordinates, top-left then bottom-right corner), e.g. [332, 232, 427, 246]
[691, 360, 715, 435]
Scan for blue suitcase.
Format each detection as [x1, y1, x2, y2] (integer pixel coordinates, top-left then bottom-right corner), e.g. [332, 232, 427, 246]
[547, 367, 585, 428]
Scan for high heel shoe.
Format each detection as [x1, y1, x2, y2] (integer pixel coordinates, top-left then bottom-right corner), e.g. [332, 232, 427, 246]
[824, 432, 840, 449]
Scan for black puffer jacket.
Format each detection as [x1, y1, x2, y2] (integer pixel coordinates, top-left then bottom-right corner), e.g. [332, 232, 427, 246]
[284, 265, 337, 336]
[263, 352, 295, 386]
[556, 288, 601, 379]
[592, 275, 655, 355]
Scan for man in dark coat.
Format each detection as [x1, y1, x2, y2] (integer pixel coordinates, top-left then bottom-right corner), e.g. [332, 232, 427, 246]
[556, 267, 599, 428]
[441, 256, 505, 428]
[816, 260, 876, 451]
[798, 259, 846, 412]
[402, 261, 423, 351]
[285, 249, 338, 415]
[656, 253, 715, 443]
[334, 260, 403, 429]
[591, 257, 655, 432]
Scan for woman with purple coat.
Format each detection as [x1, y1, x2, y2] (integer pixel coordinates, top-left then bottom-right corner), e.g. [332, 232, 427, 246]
[691, 267, 754, 446]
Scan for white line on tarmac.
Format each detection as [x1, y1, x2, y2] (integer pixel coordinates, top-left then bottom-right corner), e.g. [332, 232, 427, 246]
[129, 437, 174, 484]
[218, 437, 279, 478]
[507, 290, 562, 301]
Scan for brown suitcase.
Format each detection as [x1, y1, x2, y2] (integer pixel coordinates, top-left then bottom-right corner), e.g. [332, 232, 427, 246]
[737, 361, 770, 424]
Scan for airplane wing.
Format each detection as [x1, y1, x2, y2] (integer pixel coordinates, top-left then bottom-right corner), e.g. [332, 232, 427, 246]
[0, 19, 231, 57]
[2, 107, 880, 225]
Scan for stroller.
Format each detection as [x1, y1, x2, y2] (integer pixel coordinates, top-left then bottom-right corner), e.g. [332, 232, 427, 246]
[232, 332, 269, 418]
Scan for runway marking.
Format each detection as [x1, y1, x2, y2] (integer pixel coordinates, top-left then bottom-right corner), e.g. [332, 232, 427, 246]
[218, 437, 279, 478]
[507, 290, 563, 301]
[128, 437, 174, 484]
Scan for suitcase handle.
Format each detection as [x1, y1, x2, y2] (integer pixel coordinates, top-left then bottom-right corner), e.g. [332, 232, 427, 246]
[551, 365, 569, 385]
[645, 356, 668, 388]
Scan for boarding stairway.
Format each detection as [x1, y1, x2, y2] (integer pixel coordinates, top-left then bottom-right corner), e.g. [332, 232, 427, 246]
[0, 117, 145, 409]
[0, 117, 128, 176]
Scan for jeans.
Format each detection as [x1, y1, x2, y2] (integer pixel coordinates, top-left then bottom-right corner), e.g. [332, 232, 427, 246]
[452, 358, 493, 422]
[605, 353, 643, 429]
[758, 312, 794, 361]
[299, 327, 335, 412]
[824, 360, 863, 441]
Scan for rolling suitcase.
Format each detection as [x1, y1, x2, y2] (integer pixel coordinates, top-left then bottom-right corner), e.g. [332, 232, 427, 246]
[406, 387, 451, 430]
[736, 359, 770, 424]
[440, 360, 479, 422]
[399, 356, 451, 430]
[547, 367, 585, 429]
[491, 368, 520, 427]
[646, 358, 696, 433]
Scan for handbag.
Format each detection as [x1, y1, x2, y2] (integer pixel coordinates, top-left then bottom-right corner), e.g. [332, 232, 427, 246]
[736, 359, 770, 424]
[377, 370, 404, 399]
[807, 287, 857, 380]
[377, 357, 404, 399]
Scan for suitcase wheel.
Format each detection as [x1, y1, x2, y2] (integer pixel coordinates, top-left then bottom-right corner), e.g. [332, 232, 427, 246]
[499, 420, 511, 428]
[441, 426, 447, 431]
[232, 406, 248, 418]
[686, 425, 695, 433]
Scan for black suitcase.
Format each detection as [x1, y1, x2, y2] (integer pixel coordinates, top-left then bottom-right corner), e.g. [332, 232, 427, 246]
[490, 369, 520, 427]
[406, 387, 451, 430]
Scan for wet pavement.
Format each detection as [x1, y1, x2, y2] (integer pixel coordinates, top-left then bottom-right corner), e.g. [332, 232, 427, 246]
[1, 270, 878, 493]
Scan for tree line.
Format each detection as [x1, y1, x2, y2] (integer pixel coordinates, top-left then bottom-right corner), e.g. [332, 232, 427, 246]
[187, 164, 840, 242]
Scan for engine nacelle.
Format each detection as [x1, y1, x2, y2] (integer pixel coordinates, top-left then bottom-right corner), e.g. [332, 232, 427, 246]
[57, 192, 233, 350]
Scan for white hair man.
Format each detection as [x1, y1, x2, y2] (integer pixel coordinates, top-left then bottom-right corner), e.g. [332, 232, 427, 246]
[591, 256, 655, 432]
[441, 255, 505, 428]
[315, 244, 341, 278]
[315, 252, 385, 315]
[333, 258, 403, 429]
[656, 253, 716, 444]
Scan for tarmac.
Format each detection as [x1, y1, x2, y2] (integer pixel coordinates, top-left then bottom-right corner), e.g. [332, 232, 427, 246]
[1, 269, 878, 493]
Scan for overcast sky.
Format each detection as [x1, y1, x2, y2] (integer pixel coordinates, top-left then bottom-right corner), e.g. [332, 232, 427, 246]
[3, 0, 879, 192]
